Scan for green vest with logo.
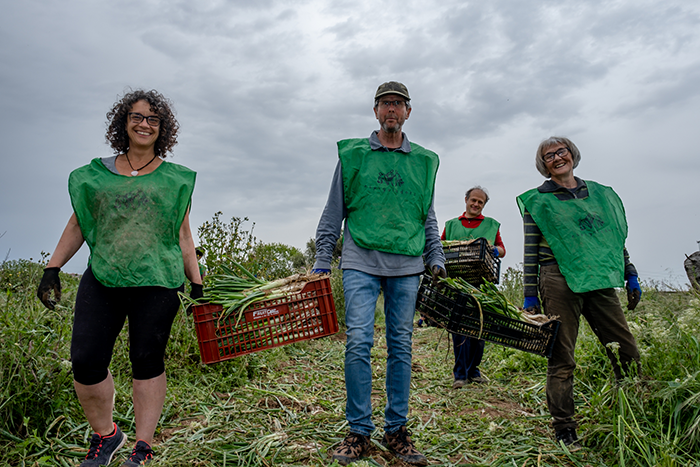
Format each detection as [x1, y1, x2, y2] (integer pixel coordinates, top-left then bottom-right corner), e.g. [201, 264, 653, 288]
[69, 158, 196, 288]
[444, 217, 500, 243]
[516, 181, 627, 293]
[339, 138, 439, 256]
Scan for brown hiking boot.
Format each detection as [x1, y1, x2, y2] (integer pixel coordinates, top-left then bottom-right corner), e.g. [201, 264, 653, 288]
[381, 426, 428, 466]
[331, 432, 371, 465]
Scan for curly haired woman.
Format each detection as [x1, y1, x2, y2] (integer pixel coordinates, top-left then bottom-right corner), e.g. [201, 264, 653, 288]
[38, 89, 202, 466]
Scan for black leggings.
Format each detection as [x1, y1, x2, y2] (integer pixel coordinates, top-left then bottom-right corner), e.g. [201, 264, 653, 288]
[71, 267, 183, 385]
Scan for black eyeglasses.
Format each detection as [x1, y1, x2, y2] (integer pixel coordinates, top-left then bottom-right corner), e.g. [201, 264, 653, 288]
[128, 112, 161, 127]
[543, 147, 569, 162]
[379, 100, 406, 108]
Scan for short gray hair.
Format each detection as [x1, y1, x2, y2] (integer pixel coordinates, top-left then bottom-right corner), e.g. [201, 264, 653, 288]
[465, 186, 489, 204]
[535, 136, 581, 178]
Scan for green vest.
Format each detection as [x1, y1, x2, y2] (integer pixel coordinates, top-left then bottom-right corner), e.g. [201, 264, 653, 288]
[339, 138, 439, 256]
[69, 158, 196, 288]
[444, 216, 500, 243]
[516, 181, 627, 293]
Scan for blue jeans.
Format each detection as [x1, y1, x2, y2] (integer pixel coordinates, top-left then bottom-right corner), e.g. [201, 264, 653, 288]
[452, 334, 484, 381]
[342, 269, 421, 435]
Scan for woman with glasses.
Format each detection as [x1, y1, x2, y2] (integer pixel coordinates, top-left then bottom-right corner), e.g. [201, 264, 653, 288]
[516, 136, 642, 451]
[37, 89, 202, 467]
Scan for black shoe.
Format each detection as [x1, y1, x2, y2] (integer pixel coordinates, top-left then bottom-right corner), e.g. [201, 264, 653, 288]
[555, 427, 582, 451]
[381, 426, 428, 466]
[121, 440, 154, 466]
[331, 432, 371, 465]
[79, 423, 127, 466]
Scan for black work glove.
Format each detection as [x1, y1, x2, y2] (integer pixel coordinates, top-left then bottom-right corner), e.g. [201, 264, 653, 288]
[37, 267, 62, 310]
[431, 264, 447, 282]
[187, 283, 204, 315]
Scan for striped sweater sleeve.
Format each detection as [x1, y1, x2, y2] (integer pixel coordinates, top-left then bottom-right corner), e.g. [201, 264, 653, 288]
[522, 208, 540, 298]
[623, 249, 638, 279]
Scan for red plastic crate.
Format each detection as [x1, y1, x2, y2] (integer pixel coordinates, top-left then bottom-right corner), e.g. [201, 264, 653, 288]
[191, 278, 339, 364]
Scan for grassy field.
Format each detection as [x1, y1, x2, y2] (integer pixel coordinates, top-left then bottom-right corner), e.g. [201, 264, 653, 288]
[1, 260, 699, 466]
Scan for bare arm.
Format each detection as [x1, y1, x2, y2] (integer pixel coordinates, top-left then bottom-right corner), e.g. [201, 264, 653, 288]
[47, 213, 85, 268]
[180, 209, 202, 285]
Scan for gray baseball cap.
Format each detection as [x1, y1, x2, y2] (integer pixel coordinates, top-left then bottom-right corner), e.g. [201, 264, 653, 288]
[375, 81, 410, 101]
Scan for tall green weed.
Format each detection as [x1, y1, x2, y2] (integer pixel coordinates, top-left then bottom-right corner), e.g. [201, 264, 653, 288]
[0, 257, 256, 464]
[0, 260, 79, 442]
[491, 267, 700, 464]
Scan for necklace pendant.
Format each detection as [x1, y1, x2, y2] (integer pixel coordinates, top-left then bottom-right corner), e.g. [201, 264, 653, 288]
[131, 170, 139, 176]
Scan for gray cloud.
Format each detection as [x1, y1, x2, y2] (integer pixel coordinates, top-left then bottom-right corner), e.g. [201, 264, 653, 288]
[1, 0, 699, 286]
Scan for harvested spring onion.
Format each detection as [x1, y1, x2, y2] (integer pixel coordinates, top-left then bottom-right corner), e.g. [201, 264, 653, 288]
[181, 261, 324, 325]
[441, 238, 480, 247]
[439, 276, 556, 326]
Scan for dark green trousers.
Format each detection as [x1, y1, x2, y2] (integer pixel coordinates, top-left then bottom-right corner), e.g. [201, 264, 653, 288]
[540, 264, 640, 432]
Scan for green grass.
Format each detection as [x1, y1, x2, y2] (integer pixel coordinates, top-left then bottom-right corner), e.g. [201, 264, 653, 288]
[1, 261, 699, 466]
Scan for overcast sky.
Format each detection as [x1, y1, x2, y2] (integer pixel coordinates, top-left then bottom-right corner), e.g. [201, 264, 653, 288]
[1, 0, 699, 288]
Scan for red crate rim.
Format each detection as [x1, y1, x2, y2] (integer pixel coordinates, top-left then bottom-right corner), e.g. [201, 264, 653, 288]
[191, 276, 330, 316]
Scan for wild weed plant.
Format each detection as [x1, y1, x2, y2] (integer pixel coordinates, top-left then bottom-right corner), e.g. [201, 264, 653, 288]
[489, 267, 700, 465]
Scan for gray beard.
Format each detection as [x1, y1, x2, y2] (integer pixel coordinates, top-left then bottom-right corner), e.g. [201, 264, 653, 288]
[381, 122, 402, 134]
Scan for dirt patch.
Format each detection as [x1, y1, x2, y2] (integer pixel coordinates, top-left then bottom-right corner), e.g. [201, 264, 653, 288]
[329, 331, 346, 342]
[256, 396, 325, 415]
[456, 396, 537, 421]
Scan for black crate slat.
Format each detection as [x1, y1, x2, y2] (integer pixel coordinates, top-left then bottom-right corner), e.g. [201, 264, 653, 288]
[442, 238, 501, 285]
[416, 273, 559, 358]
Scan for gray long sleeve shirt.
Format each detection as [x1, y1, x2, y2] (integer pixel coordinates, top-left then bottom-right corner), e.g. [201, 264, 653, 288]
[313, 131, 445, 276]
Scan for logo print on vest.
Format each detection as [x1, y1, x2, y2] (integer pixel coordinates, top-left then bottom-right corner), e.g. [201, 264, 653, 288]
[578, 213, 604, 235]
[377, 170, 404, 188]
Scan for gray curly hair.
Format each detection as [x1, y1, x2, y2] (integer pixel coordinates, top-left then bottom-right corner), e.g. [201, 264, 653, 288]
[535, 136, 580, 178]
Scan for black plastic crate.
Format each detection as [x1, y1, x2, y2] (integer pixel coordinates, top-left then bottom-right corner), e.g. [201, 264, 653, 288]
[442, 237, 501, 285]
[416, 274, 559, 358]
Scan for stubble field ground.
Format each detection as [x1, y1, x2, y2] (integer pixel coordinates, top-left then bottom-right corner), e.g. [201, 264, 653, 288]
[2, 261, 699, 466]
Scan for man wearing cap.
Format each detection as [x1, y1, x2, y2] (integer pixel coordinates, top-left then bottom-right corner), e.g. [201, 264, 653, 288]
[313, 81, 445, 466]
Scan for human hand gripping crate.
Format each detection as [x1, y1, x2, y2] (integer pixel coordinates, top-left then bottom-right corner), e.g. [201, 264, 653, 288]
[188, 264, 339, 364]
[415, 273, 560, 357]
[441, 237, 501, 285]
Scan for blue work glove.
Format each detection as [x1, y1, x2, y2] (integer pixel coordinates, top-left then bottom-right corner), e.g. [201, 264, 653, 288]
[626, 275, 642, 310]
[492, 247, 499, 258]
[311, 268, 331, 275]
[431, 264, 447, 282]
[523, 296, 540, 312]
